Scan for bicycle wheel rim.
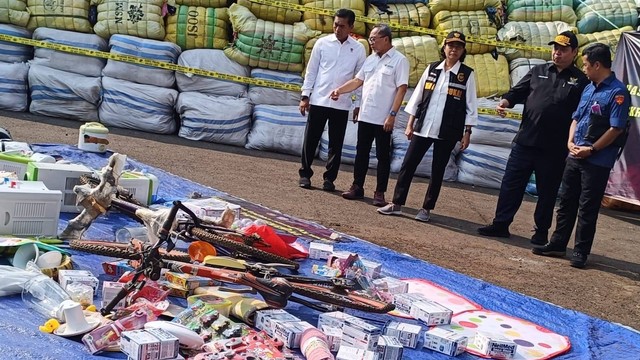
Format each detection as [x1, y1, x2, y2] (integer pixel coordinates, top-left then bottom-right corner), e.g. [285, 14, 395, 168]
[288, 282, 395, 313]
[190, 227, 300, 270]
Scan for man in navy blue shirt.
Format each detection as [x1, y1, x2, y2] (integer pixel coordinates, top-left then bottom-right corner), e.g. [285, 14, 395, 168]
[532, 43, 631, 268]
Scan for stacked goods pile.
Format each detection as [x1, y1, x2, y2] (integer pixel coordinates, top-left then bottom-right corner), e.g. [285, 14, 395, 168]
[165, 6, 230, 50]
[574, 0, 637, 34]
[29, 28, 106, 121]
[0, 24, 31, 111]
[0, 0, 29, 27]
[303, 0, 367, 35]
[94, 0, 166, 40]
[246, 104, 309, 156]
[100, 35, 180, 134]
[238, 0, 302, 23]
[27, 0, 92, 32]
[574, 26, 635, 67]
[176, 49, 253, 147]
[506, 0, 577, 25]
[497, 21, 575, 61]
[392, 35, 440, 87]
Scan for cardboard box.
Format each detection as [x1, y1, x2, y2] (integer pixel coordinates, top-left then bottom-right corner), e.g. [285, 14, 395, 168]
[372, 277, 408, 295]
[309, 242, 334, 260]
[254, 309, 300, 338]
[335, 345, 377, 360]
[409, 300, 453, 326]
[317, 311, 358, 330]
[102, 260, 134, 278]
[423, 327, 468, 356]
[341, 317, 381, 351]
[384, 321, 422, 348]
[322, 325, 343, 352]
[58, 269, 99, 292]
[473, 332, 518, 359]
[273, 321, 314, 348]
[164, 271, 218, 290]
[377, 335, 404, 360]
[393, 293, 430, 314]
[120, 328, 179, 360]
[101, 281, 127, 310]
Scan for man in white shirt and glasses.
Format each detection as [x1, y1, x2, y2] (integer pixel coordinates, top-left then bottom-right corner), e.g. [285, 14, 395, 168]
[298, 9, 366, 191]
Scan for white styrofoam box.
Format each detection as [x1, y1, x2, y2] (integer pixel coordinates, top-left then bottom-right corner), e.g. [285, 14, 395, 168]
[473, 331, 518, 359]
[0, 181, 61, 236]
[119, 171, 159, 205]
[377, 335, 404, 360]
[384, 321, 422, 348]
[309, 242, 333, 260]
[25, 162, 92, 213]
[409, 300, 453, 326]
[0, 152, 31, 179]
[423, 327, 468, 356]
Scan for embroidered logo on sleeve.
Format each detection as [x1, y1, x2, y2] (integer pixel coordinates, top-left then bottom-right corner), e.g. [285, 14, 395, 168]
[615, 95, 625, 105]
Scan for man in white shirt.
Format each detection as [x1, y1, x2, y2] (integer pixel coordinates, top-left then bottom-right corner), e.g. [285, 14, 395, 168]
[329, 24, 409, 206]
[299, 9, 366, 191]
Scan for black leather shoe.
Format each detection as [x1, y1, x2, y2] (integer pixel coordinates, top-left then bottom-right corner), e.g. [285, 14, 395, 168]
[477, 223, 510, 238]
[299, 177, 311, 189]
[342, 184, 364, 200]
[531, 243, 566, 257]
[530, 230, 548, 246]
[322, 180, 335, 192]
[569, 251, 588, 268]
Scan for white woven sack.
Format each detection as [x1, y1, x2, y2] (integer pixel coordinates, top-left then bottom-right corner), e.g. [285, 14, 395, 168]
[246, 105, 307, 156]
[319, 118, 378, 168]
[248, 68, 302, 106]
[508, 58, 547, 86]
[0, 62, 28, 111]
[497, 21, 574, 61]
[100, 76, 178, 134]
[94, 0, 165, 40]
[176, 49, 250, 97]
[471, 98, 523, 148]
[456, 143, 511, 189]
[28, 65, 101, 121]
[0, 24, 32, 63]
[32, 28, 108, 77]
[390, 128, 459, 181]
[103, 34, 181, 88]
[177, 92, 252, 147]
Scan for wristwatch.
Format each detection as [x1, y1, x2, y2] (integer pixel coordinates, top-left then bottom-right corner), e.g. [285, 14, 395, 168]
[301, 95, 309, 101]
[464, 128, 472, 134]
[389, 110, 397, 116]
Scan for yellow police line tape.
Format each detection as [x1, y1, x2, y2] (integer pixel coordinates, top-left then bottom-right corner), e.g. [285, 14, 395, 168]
[0, 33, 522, 120]
[248, 0, 551, 53]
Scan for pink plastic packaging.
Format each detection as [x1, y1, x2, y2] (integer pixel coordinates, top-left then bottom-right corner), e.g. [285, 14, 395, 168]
[300, 328, 334, 360]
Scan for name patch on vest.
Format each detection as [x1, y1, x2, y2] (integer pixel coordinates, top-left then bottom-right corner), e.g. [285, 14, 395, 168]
[447, 87, 463, 98]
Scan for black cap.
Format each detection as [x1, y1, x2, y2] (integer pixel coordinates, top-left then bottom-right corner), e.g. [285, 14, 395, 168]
[444, 31, 466, 45]
[548, 31, 578, 49]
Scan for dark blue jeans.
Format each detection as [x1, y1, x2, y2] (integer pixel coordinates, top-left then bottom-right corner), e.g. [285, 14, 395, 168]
[549, 158, 611, 254]
[493, 143, 567, 232]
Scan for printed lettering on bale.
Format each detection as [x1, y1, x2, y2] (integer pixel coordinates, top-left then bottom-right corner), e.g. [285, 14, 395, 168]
[165, 6, 230, 50]
[238, 0, 302, 24]
[225, 3, 320, 73]
[93, 0, 166, 40]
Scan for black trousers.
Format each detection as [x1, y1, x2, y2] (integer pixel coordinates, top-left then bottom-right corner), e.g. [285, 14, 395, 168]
[352, 121, 392, 192]
[299, 105, 349, 182]
[493, 143, 567, 232]
[549, 158, 611, 254]
[392, 135, 457, 210]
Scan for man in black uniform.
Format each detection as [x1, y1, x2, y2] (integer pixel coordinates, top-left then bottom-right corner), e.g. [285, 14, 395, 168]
[478, 31, 588, 244]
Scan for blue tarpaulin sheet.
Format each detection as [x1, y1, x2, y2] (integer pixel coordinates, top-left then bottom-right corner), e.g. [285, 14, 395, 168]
[0, 144, 638, 359]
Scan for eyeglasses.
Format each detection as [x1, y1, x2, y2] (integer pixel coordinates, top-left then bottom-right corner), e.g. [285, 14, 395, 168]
[368, 35, 385, 43]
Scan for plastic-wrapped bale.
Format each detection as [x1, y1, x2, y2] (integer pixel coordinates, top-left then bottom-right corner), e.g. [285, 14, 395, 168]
[319, 119, 378, 168]
[463, 53, 509, 98]
[509, 58, 547, 86]
[102, 34, 181, 88]
[390, 126, 459, 180]
[177, 92, 252, 147]
[248, 68, 302, 105]
[0, 0, 29, 27]
[225, 4, 320, 73]
[497, 21, 574, 61]
[303, 0, 366, 35]
[100, 76, 178, 134]
[431, 10, 497, 54]
[506, 0, 576, 25]
[165, 5, 229, 50]
[176, 48, 250, 97]
[27, 0, 92, 32]
[94, 0, 165, 40]
[574, 0, 637, 34]
[0, 62, 28, 111]
[393, 35, 440, 88]
[28, 64, 101, 121]
[32, 28, 108, 77]
[472, 98, 523, 147]
[175, 0, 226, 6]
[428, 0, 501, 13]
[238, 0, 302, 24]
[367, 3, 430, 37]
[0, 24, 32, 63]
[456, 143, 510, 189]
[304, 34, 369, 69]
[246, 105, 307, 156]
[574, 27, 635, 68]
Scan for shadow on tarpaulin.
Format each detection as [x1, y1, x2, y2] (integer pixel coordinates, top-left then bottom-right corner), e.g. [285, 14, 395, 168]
[0, 144, 638, 360]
